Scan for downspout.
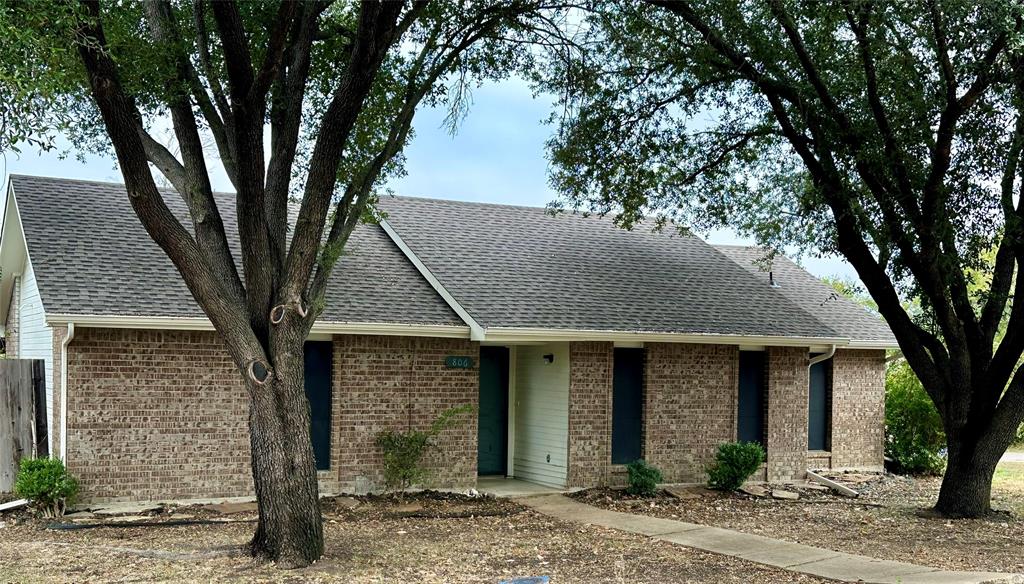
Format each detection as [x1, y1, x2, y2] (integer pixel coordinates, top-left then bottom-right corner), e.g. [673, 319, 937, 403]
[59, 322, 74, 461]
[809, 344, 837, 368]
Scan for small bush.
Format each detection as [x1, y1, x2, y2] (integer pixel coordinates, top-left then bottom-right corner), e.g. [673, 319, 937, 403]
[625, 459, 662, 496]
[885, 359, 946, 475]
[707, 441, 765, 491]
[376, 404, 473, 492]
[1014, 423, 1024, 446]
[14, 457, 79, 517]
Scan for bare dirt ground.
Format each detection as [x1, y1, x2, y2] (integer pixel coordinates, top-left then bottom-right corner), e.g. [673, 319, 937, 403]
[0, 491, 828, 584]
[572, 463, 1024, 575]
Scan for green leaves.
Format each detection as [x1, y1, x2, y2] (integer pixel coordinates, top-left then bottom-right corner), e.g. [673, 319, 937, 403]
[14, 456, 79, 518]
[541, 0, 1023, 269]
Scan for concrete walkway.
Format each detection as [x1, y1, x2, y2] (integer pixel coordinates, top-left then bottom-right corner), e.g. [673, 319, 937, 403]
[519, 494, 1019, 584]
[1002, 451, 1024, 463]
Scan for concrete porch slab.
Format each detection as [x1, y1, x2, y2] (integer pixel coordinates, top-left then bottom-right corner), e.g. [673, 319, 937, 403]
[477, 477, 571, 498]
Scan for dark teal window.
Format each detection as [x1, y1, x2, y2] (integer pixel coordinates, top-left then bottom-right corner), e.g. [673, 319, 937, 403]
[612, 348, 644, 464]
[303, 341, 333, 471]
[737, 351, 766, 445]
[808, 360, 832, 451]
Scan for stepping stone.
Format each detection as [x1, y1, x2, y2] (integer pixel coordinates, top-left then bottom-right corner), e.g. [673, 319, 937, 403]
[665, 487, 701, 500]
[64, 511, 95, 520]
[771, 489, 799, 500]
[740, 485, 769, 497]
[393, 502, 423, 513]
[333, 497, 360, 509]
[93, 502, 163, 515]
[111, 515, 151, 522]
[202, 501, 257, 515]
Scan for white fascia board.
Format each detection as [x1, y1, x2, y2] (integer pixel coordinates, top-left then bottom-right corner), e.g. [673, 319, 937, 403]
[483, 326, 850, 348]
[844, 339, 900, 350]
[45, 313, 471, 338]
[377, 218, 486, 341]
[0, 183, 34, 325]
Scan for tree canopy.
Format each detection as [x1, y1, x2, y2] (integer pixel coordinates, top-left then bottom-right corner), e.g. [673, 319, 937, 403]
[1, 0, 571, 565]
[540, 0, 1024, 516]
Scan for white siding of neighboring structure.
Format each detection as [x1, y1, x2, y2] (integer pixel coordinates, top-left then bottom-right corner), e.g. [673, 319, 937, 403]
[512, 342, 569, 488]
[17, 259, 53, 445]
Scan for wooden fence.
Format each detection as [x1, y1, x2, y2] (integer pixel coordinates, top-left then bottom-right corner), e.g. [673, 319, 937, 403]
[0, 359, 47, 492]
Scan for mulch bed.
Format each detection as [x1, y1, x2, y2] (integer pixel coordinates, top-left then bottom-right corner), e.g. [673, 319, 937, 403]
[571, 472, 1024, 574]
[0, 490, 830, 583]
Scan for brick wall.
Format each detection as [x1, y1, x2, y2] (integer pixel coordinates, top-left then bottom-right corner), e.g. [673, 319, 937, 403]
[4, 276, 19, 356]
[644, 343, 738, 483]
[766, 346, 809, 482]
[65, 329, 481, 502]
[332, 335, 479, 494]
[566, 341, 613, 488]
[830, 349, 886, 470]
[65, 328, 252, 502]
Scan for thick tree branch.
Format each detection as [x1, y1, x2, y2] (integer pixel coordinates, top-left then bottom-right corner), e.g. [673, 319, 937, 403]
[265, 4, 321, 276]
[74, 0, 265, 371]
[143, 0, 246, 306]
[250, 1, 298, 103]
[280, 0, 414, 308]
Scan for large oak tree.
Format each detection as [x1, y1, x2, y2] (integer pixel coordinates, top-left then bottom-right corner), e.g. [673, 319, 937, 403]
[0, 0, 562, 566]
[541, 0, 1024, 517]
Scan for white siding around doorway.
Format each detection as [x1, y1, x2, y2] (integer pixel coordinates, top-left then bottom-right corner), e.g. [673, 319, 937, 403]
[512, 342, 569, 488]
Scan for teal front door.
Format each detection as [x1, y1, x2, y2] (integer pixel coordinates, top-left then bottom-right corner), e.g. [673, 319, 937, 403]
[478, 346, 509, 476]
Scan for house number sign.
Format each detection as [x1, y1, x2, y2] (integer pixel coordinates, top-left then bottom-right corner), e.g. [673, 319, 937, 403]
[444, 356, 474, 369]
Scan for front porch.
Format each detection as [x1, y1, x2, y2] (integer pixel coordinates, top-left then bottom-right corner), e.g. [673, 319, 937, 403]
[476, 476, 573, 498]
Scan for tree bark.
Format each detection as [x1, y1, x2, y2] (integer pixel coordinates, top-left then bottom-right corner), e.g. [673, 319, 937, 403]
[244, 332, 323, 567]
[934, 429, 1003, 518]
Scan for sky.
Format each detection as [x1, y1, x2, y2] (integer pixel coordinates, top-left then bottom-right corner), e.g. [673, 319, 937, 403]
[0, 76, 857, 281]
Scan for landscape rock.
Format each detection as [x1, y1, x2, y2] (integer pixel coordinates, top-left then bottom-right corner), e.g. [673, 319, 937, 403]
[393, 502, 424, 513]
[770, 489, 799, 500]
[111, 515, 152, 523]
[333, 497, 360, 509]
[93, 502, 162, 516]
[665, 487, 701, 500]
[201, 501, 258, 515]
[64, 511, 95, 520]
[739, 485, 769, 498]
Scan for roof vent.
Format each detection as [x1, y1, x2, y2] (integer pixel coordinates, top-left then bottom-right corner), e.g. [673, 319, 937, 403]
[769, 271, 780, 288]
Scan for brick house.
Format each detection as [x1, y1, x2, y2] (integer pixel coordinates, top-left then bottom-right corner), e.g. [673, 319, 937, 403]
[0, 175, 896, 502]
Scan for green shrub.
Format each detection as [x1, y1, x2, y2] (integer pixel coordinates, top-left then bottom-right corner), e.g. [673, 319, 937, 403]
[707, 441, 765, 491]
[1014, 423, 1024, 446]
[885, 359, 946, 475]
[14, 457, 79, 517]
[625, 459, 662, 496]
[376, 404, 473, 492]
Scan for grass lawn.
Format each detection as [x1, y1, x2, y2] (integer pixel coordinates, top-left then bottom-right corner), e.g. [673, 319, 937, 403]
[574, 463, 1024, 575]
[0, 493, 828, 584]
[994, 461, 1024, 514]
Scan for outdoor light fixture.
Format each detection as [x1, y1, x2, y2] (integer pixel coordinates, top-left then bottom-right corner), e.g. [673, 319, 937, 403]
[543, 353, 555, 363]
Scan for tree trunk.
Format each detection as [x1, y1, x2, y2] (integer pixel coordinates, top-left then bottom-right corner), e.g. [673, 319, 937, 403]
[244, 338, 323, 567]
[933, 432, 1002, 518]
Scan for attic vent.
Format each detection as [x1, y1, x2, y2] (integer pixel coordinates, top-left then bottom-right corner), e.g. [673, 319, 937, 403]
[769, 271, 780, 288]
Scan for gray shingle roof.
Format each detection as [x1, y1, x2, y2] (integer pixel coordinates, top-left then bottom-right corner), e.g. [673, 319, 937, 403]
[9, 175, 462, 326]
[7, 175, 895, 345]
[714, 245, 896, 345]
[378, 196, 845, 340]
